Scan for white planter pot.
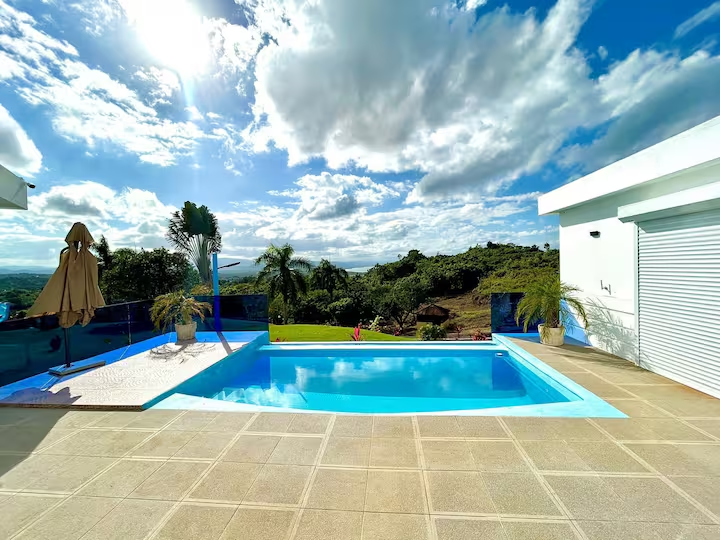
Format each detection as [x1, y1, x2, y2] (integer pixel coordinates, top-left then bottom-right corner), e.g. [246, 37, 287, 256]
[538, 324, 565, 346]
[176, 321, 197, 342]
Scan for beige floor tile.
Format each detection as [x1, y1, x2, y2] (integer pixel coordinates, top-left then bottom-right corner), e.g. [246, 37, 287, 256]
[14, 495, 119, 540]
[578, 521, 720, 540]
[219, 507, 296, 540]
[370, 438, 419, 468]
[649, 399, 720, 417]
[594, 418, 712, 441]
[606, 476, 712, 523]
[0, 426, 77, 453]
[124, 410, 182, 429]
[503, 418, 607, 441]
[426, 471, 495, 514]
[332, 415, 373, 437]
[294, 509, 362, 540]
[435, 518, 506, 540]
[89, 411, 141, 428]
[189, 461, 262, 502]
[417, 416, 462, 437]
[546, 474, 712, 523]
[543, 474, 623, 521]
[164, 411, 219, 431]
[0, 454, 70, 490]
[25, 455, 115, 492]
[246, 413, 296, 433]
[362, 512, 430, 540]
[687, 419, 720, 438]
[306, 468, 368, 511]
[321, 437, 371, 467]
[670, 476, 720, 516]
[599, 369, 677, 385]
[80, 499, 173, 540]
[43, 429, 153, 456]
[203, 412, 254, 432]
[131, 431, 196, 458]
[565, 373, 634, 398]
[222, 434, 281, 463]
[501, 520, 578, 539]
[243, 464, 312, 505]
[154, 503, 236, 540]
[288, 414, 332, 434]
[77, 459, 163, 497]
[456, 417, 508, 438]
[421, 440, 475, 470]
[482, 473, 562, 517]
[267, 436, 322, 465]
[365, 470, 427, 513]
[604, 399, 670, 418]
[620, 384, 715, 401]
[129, 461, 209, 500]
[372, 416, 414, 438]
[624, 443, 720, 475]
[173, 431, 235, 459]
[521, 440, 589, 471]
[31, 410, 109, 429]
[522, 440, 649, 473]
[468, 441, 530, 472]
[0, 494, 61, 539]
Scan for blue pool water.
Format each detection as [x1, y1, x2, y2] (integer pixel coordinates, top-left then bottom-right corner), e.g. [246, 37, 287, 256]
[175, 345, 572, 413]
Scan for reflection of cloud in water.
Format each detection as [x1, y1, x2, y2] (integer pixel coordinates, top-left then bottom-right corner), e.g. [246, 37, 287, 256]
[239, 384, 306, 408]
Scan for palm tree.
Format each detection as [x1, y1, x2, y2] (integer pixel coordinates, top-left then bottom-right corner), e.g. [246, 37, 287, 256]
[310, 259, 348, 300]
[166, 202, 221, 284]
[255, 243, 312, 322]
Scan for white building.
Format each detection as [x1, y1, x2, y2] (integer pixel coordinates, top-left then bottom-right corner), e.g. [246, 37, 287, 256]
[0, 163, 29, 210]
[539, 115, 720, 399]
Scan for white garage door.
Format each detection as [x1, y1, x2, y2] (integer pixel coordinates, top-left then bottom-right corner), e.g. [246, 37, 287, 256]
[638, 208, 720, 398]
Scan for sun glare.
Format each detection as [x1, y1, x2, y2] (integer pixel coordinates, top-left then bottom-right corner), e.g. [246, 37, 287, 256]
[124, 0, 209, 77]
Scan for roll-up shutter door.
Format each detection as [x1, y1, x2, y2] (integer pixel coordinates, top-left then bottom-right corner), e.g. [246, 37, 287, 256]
[638, 208, 720, 398]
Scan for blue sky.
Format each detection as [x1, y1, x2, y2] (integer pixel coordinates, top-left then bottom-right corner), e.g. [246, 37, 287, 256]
[1, 0, 719, 269]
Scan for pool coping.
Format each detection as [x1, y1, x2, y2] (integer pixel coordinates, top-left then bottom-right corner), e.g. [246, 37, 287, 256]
[152, 335, 627, 418]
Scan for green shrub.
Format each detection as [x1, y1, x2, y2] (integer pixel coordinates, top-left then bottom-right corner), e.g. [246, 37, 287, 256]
[418, 324, 447, 341]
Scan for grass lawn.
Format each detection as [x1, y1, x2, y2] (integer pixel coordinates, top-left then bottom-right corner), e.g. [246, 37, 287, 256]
[269, 324, 414, 342]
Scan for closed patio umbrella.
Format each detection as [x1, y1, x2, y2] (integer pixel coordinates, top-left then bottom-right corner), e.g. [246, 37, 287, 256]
[28, 222, 105, 372]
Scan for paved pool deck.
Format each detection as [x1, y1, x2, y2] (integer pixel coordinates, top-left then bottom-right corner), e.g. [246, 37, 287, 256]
[0, 333, 262, 409]
[0, 337, 719, 539]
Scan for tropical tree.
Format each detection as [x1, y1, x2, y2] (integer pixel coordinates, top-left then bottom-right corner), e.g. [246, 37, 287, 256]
[91, 235, 114, 282]
[310, 259, 348, 300]
[255, 243, 312, 322]
[166, 201, 221, 284]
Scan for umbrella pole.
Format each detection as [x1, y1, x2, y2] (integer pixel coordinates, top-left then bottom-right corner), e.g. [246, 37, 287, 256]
[64, 327, 71, 368]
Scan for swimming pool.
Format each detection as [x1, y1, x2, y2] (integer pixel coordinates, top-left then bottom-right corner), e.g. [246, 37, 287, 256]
[156, 336, 626, 417]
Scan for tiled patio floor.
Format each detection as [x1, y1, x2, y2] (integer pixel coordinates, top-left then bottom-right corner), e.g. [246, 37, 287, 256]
[1, 338, 720, 539]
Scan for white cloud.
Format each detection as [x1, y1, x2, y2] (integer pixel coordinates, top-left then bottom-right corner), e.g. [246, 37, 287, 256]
[270, 172, 401, 220]
[0, 104, 42, 175]
[597, 45, 608, 60]
[216, 171, 543, 264]
[0, 0, 208, 167]
[564, 49, 720, 170]
[0, 181, 177, 266]
[239, 0, 720, 200]
[675, 1, 720, 39]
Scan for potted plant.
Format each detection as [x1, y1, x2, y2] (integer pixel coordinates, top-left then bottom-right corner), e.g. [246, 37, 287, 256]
[150, 292, 212, 342]
[515, 276, 589, 346]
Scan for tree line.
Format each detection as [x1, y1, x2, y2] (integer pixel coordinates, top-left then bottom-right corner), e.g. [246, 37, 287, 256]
[0, 199, 559, 330]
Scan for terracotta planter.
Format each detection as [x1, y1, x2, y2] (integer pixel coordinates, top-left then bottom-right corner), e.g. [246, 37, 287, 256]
[538, 324, 565, 346]
[176, 321, 197, 341]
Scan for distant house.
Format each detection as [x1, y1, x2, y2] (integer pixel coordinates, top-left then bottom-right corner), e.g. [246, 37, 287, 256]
[416, 304, 450, 325]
